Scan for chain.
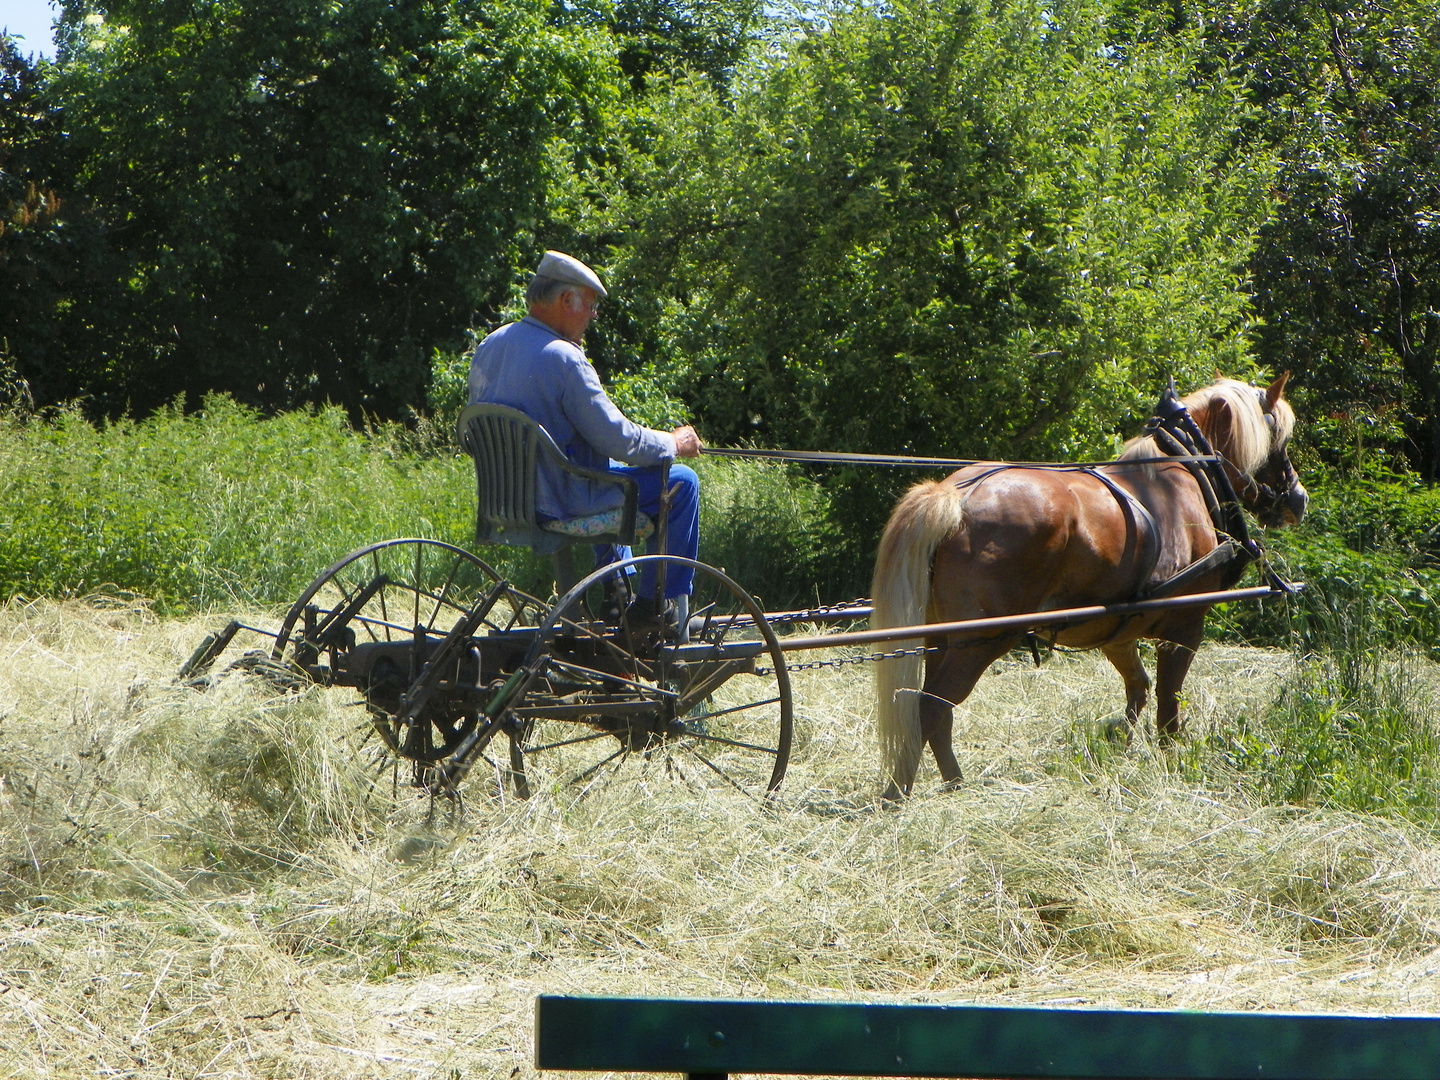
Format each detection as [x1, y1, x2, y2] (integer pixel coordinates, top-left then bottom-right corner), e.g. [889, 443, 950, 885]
[755, 643, 939, 677]
[758, 598, 872, 629]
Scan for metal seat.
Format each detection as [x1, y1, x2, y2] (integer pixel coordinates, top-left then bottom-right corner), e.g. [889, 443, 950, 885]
[457, 402, 651, 591]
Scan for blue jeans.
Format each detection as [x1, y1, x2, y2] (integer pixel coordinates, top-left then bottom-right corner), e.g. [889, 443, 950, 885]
[593, 463, 699, 600]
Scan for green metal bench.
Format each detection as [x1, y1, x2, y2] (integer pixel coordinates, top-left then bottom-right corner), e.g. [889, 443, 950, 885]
[534, 994, 1440, 1079]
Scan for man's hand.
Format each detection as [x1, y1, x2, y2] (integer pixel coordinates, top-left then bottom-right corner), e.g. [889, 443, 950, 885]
[672, 425, 702, 458]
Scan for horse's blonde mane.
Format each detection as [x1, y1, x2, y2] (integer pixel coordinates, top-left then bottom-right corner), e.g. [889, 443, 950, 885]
[1120, 378, 1292, 472]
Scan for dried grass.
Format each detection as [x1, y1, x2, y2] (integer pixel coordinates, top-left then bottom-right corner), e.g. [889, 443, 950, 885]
[4, 598, 1440, 1079]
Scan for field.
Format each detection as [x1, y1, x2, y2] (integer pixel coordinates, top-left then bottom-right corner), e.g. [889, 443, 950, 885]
[5, 596, 1440, 1079]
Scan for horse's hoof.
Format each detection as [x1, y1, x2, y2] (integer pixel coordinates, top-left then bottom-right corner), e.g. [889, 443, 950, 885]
[1155, 725, 1187, 749]
[1101, 717, 1133, 746]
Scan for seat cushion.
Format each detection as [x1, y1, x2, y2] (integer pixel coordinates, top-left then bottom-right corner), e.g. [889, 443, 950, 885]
[542, 507, 654, 539]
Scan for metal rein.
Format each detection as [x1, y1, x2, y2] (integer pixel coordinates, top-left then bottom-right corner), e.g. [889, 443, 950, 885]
[699, 446, 1222, 469]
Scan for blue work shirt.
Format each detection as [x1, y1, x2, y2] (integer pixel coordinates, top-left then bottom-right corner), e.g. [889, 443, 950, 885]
[468, 315, 676, 519]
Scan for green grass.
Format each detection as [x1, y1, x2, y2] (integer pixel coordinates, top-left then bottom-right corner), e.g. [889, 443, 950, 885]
[0, 398, 494, 612]
[1188, 594, 1440, 823]
[0, 397, 845, 614]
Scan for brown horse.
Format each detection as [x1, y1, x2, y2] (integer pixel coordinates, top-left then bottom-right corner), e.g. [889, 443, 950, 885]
[871, 376, 1307, 799]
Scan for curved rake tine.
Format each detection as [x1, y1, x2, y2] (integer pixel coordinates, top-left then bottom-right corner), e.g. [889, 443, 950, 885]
[569, 745, 629, 788]
[689, 600, 718, 632]
[498, 600, 536, 632]
[684, 747, 763, 802]
[664, 753, 714, 795]
[666, 754, 689, 784]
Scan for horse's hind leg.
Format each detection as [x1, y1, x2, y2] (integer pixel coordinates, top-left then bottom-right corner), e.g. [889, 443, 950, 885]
[920, 637, 1017, 789]
[1100, 640, 1150, 741]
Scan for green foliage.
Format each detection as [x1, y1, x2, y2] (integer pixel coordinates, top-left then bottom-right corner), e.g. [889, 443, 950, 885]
[598, 0, 1273, 464]
[0, 397, 484, 611]
[695, 457, 842, 607]
[1218, 465, 1440, 657]
[0, 342, 35, 416]
[1, 35, 112, 396]
[1185, 644, 1440, 824]
[566, 0, 1279, 578]
[24, 0, 624, 418]
[1225, 0, 1440, 477]
[0, 399, 838, 613]
[556, 0, 763, 93]
[606, 368, 692, 430]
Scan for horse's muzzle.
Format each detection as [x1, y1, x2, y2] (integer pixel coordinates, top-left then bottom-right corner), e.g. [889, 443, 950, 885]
[1274, 482, 1308, 527]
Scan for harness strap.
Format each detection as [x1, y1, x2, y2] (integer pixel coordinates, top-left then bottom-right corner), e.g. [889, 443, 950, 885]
[951, 462, 1164, 658]
[1143, 381, 1294, 593]
[947, 383, 1293, 611]
[1143, 541, 1242, 600]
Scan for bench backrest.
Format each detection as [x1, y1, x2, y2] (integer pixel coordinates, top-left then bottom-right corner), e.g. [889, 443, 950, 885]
[535, 994, 1440, 1079]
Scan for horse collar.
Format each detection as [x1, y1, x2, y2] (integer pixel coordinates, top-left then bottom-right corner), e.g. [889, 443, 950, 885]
[1144, 386, 1263, 584]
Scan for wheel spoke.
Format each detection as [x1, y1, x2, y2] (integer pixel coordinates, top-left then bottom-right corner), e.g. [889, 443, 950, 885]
[371, 550, 391, 640]
[283, 546, 791, 802]
[675, 726, 780, 756]
[430, 554, 466, 629]
[545, 657, 679, 700]
[686, 696, 783, 722]
[267, 539, 534, 795]
[506, 556, 792, 801]
[522, 728, 616, 755]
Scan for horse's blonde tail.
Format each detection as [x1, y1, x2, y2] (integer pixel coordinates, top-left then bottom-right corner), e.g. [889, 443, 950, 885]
[872, 480, 967, 794]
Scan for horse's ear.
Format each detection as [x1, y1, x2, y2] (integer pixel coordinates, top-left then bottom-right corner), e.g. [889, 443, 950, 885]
[1264, 372, 1291, 412]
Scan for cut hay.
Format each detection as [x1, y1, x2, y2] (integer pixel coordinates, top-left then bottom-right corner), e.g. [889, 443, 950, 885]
[4, 598, 1440, 1078]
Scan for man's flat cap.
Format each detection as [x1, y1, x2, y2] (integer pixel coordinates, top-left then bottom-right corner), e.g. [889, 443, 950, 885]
[536, 250, 607, 297]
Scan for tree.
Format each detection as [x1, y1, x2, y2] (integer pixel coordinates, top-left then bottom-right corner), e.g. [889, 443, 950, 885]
[594, 0, 1276, 467]
[0, 34, 113, 403]
[28, 0, 624, 418]
[1227, 0, 1440, 477]
[556, 0, 763, 94]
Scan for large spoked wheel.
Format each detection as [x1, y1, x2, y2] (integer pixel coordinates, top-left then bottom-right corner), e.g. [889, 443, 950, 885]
[503, 556, 793, 802]
[273, 538, 546, 785]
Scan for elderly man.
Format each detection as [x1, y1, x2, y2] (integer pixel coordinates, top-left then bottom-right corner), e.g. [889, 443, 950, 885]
[467, 250, 701, 633]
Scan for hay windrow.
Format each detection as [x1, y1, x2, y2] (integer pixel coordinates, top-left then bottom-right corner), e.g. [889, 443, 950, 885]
[4, 598, 1440, 1077]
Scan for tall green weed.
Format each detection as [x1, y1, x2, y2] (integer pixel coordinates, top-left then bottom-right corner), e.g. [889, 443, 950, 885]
[696, 457, 847, 609]
[0, 398, 486, 611]
[1184, 641, 1440, 823]
[0, 399, 844, 613]
[1217, 466, 1440, 657]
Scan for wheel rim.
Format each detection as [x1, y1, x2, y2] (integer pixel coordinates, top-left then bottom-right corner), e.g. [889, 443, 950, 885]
[506, 556, 793, 800]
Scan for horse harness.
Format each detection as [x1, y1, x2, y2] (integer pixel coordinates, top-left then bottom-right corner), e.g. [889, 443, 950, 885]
[950, 384, 1290, 658]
